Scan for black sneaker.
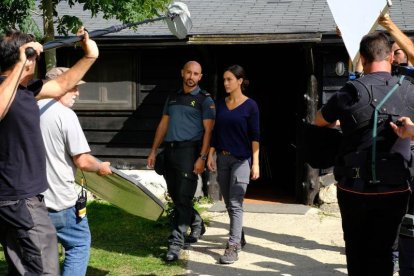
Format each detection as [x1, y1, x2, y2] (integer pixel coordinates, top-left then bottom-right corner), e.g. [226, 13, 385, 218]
[219, 244, 239, 264]
[186, 223, 206, 243]
[165, 245, 181, 262]
[393, 255, 399, 274]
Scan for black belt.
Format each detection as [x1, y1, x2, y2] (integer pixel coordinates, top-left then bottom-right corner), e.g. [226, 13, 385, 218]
[219, 150, 232, 156]
[334, 165, 411, 186]
[334, 166, 369, 180]
[165, 140, 200, 148]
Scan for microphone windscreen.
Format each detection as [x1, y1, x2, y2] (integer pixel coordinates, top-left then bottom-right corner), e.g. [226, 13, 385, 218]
[166, 2, 192, 39]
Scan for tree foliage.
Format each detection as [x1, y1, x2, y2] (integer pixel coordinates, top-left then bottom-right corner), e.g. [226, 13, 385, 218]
[0, 0, 171, 68]
[70, 0, 169, 24]
[0, 0, 41, 36]
[0, 0, 171, 37]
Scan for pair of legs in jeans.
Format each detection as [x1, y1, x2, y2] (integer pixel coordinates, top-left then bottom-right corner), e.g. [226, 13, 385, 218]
[48, 206, 91, 276]
[217, 153, 250, 246]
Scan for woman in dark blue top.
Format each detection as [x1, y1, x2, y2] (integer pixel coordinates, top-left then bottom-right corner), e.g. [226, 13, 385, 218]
[207, 64, 260, 264]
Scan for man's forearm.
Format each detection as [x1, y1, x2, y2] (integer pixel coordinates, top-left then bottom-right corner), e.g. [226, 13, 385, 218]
[200, 119, 214, 155]
[0, 60, 25, 119]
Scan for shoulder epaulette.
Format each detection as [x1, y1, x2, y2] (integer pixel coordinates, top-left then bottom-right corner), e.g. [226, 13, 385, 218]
[199, 90, 211, 97]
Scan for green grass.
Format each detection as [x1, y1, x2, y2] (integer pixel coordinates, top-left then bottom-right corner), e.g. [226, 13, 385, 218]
[0, 200, 186, 276]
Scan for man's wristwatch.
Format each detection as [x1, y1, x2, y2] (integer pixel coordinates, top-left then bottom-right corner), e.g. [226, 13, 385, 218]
[199, 153, 208, 161]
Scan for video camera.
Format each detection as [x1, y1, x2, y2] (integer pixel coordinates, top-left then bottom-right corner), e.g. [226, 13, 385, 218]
[392, 63, 414, 81]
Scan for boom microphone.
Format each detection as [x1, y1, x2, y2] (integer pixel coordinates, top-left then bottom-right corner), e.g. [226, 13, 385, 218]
[26, 1, 192, 56]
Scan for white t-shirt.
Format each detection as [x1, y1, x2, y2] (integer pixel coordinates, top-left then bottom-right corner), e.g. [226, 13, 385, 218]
[39, 99, 90, 211]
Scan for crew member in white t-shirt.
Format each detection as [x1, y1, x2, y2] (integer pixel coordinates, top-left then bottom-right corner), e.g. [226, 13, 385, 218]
[38, 67, 112, 276]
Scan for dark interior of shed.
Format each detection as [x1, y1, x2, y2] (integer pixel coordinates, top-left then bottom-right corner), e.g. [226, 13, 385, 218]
[212, 44, 309, 202]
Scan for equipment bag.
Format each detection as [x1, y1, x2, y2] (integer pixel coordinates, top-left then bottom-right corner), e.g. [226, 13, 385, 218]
[302, 121, 343, 169]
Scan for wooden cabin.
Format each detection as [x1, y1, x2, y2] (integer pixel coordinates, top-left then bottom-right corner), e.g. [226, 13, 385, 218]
[42, 0, 414, 204]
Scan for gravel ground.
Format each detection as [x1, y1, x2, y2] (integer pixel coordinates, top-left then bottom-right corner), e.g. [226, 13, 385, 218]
[184, 205, 347, 276]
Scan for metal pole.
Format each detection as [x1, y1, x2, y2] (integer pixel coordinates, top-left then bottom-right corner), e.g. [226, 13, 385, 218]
[43, 16, 168, 51]
[25, 1, 191, 57]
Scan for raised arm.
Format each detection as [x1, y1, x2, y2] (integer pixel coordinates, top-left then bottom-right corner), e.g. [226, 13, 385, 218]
[379, 14, 414, 65]
[37, 27, 99, 100]
[0, 42, 42, 120]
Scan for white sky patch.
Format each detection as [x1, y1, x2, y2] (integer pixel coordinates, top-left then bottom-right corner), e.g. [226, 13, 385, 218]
[327, 0, 391, 67]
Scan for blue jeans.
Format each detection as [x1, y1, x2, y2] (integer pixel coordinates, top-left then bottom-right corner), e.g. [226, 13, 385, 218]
[48, 206, 91, 276]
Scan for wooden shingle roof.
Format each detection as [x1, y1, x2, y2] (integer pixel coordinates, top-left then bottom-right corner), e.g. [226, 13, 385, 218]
[40, 0, 414, 39]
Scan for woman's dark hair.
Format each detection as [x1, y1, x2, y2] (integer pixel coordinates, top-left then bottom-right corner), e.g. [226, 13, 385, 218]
[0, 30, 35, 72]
[225, 64, 249, 91]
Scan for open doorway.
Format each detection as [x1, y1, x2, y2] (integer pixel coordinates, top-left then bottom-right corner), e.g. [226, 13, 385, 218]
[213, 43, 309, 203]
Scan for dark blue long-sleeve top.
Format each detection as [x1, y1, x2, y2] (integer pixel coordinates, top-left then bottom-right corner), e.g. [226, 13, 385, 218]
[211, 97, 260, 159]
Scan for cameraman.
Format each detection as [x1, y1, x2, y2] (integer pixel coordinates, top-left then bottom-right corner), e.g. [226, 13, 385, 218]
[391, 42, 414, 82]
[379, 13, 414, 65]
[379, 13, 414, 276]
[379, 14, 414, 81]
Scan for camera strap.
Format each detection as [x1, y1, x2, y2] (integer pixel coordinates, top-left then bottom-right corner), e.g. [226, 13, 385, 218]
[371, 75, 405, 184]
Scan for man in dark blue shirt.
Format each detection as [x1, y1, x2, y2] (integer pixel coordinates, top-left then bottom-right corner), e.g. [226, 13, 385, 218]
[0, 28, 99, 275]
[147, 61, 215, 261]
[315, 31, 414, 276]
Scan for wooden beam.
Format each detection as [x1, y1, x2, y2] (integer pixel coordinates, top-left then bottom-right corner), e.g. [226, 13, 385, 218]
[188, 33, 322, 45]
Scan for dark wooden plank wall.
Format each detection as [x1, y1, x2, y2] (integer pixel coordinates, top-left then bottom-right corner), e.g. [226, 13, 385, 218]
[317, 45, 350, 106]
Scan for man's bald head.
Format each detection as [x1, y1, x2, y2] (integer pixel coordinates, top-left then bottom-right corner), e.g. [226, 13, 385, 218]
[183, 61, 202, 72]
[181, 61, 203, 92]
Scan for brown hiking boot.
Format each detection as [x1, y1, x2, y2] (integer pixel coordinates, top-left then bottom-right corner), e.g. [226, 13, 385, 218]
[219, 244, 239, 264]
[226, 229, 246, 253]
[226, 241, 242, 253]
